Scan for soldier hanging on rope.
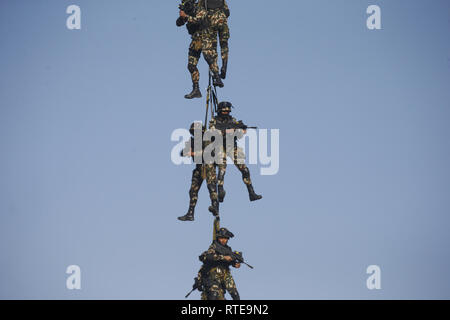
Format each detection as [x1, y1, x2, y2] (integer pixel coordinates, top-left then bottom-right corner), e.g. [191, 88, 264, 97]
[180, 0, 230, 88]
[209, 101, 263, 202]
[178, 122, 221, 221]
[177, 0, 205, 99]
[186, 227, 252, 300]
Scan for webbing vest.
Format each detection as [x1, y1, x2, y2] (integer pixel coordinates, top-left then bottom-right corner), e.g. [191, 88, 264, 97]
[205, 0, 225, 10]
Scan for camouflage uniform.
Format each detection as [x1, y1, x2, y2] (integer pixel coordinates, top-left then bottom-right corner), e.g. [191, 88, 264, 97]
[187, 163, 218, 214]
[210, 116, 250, 183]
[187, 0, 230, 85]
[178, 123, 220, 221]
[188, 32, 203, 85]
[177, 1, 204, 98]
[209, 110, 262, 202]
[198, 241, 240, 300]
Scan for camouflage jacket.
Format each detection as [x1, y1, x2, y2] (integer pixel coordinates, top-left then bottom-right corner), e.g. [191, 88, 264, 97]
[187, 0, 230, 25]
[182, 135, 219, 162]
[209, 115, 243, 130]
[199, 241, 235, 271]
[209, 116, 246, 148]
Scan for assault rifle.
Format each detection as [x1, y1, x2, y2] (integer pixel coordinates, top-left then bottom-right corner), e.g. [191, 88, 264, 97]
[178, 0, 196, 16]
[185, 277, 202, 298]
[214, 243, 254, 269]
[213, 121, 257, 132]
[177, 0, 201, 34]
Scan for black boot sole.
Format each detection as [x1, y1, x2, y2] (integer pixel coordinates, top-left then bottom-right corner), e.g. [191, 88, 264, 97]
[249, 195, 263, 202]
[178, 216, 194, 221]
[184, 94, 202, 99]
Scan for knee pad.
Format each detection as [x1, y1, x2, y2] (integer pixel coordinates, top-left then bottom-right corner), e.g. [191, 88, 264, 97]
[203, 53, 214, 65]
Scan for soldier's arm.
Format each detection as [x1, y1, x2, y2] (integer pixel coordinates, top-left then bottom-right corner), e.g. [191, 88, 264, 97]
[202, 247, 228, 263]
[176, 16, 187, 27]
[233, 117, 243, 125]
[190, 137, 204, 157]
[185, 8, 207, 24]
[236, 118, 248, 134]
[181, 139, 192, 157]
[224, 118, 246, 135]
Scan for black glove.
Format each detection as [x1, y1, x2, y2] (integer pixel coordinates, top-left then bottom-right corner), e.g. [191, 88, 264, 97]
[176, 16, 187, 27]
[194, 277, 203, 292]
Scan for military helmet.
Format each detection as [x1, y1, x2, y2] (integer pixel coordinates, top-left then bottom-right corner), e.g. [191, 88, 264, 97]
[216, 227, 234, 239]
[189, 121, 203, 136]
[217, 101, 233, 114]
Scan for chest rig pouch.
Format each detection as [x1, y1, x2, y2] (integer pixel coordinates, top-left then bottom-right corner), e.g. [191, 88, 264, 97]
[205, 0, 224, 10]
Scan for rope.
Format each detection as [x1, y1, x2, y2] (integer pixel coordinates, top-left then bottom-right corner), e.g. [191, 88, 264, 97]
[205, 71, 220, 129]
[204, 72, 212, 130]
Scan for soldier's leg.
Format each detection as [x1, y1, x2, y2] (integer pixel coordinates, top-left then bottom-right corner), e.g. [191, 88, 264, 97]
[205, 164, 219, 217]
[185, 38, 202, 99]
[204, 274, 225, 300]
[205, 284, 225, 300]
[225, 272, 240, 300]
[203, 269, 225, 300]
[202, 28, 224, 88]
[218, 23, 230, 79]
[178, 166, 204, 221]
[217, 151, 227, 202]
[232, 147, 262, 202]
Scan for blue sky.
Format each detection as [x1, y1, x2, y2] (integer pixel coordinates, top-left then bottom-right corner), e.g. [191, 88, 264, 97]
[0, 0, 449, 299]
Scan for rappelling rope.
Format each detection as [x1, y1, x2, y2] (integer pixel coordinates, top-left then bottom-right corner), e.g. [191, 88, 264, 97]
[205, 71, 219, 130]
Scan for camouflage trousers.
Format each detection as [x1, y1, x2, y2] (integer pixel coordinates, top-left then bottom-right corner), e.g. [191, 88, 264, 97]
[189, 164, 218, 208]
[201, 9, 230, 74]
[217, 146, 252, 187]
[201, 267, 239, 300]
[188, 33, 202, 84]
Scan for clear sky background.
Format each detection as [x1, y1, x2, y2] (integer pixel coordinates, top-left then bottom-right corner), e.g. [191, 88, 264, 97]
[1, 0, 449, 299]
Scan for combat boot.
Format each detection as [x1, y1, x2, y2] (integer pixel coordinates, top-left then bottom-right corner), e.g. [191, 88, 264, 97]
[229, 290, 240, 300]
[184, 83, 202, 99]
[247, 185, 262, 202]
[178, 206, 195, 221]
[218, 185, 226, 203]
[208, 200, 219, 217]
[212, 73, 224, 88]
